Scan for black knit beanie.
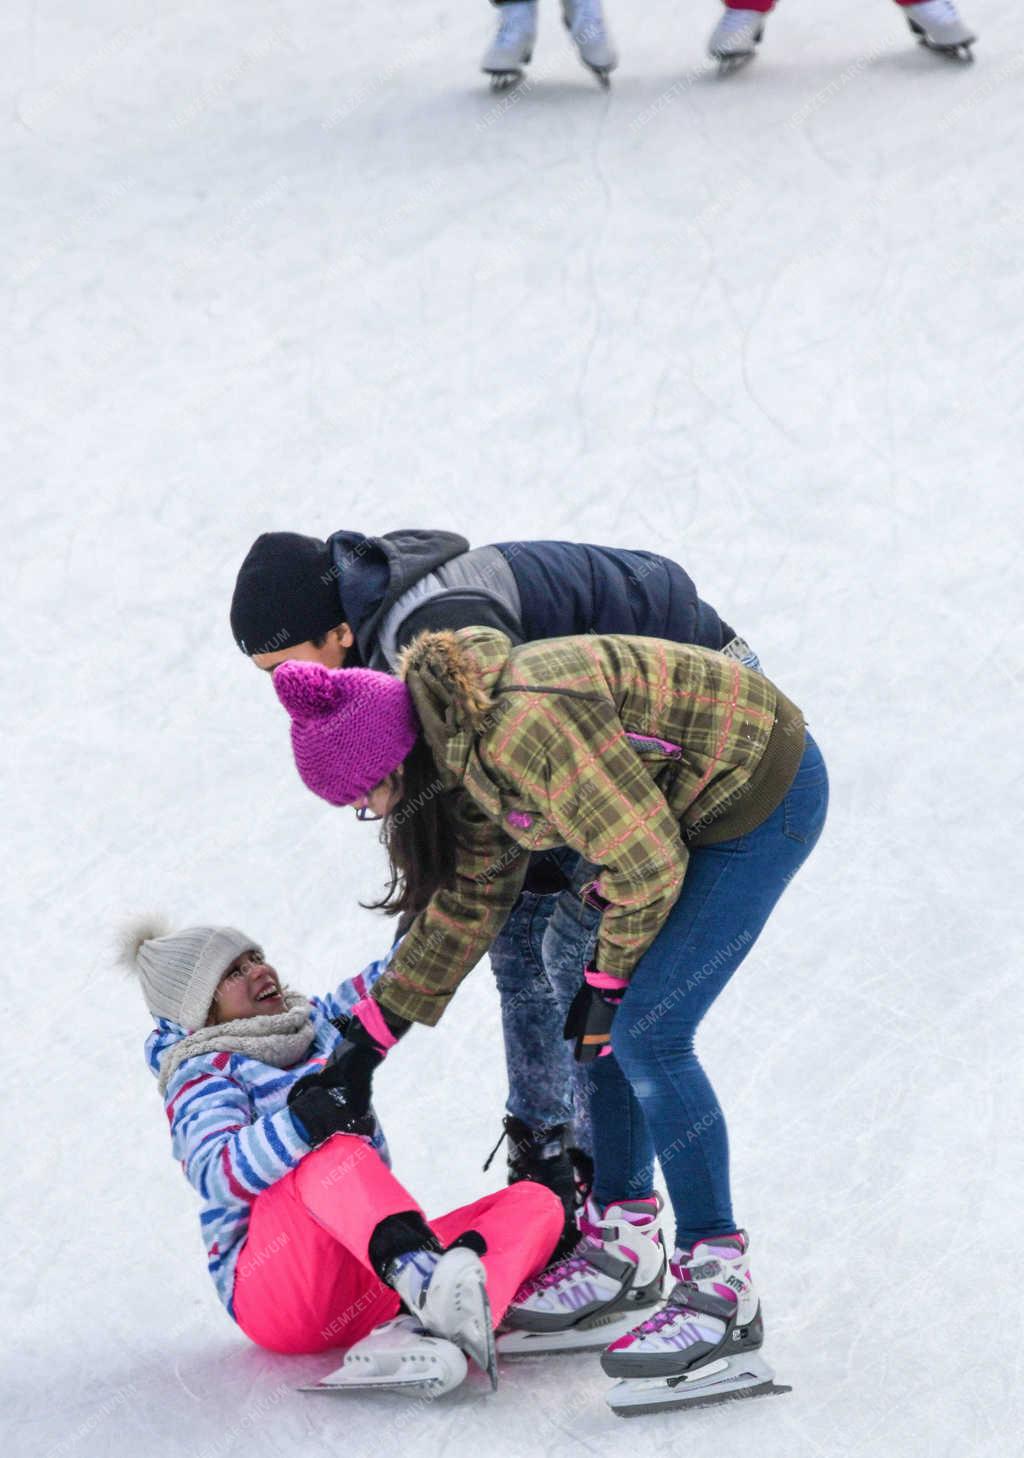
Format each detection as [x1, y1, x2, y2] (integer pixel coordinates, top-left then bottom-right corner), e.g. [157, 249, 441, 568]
[230, 532, 343, 656]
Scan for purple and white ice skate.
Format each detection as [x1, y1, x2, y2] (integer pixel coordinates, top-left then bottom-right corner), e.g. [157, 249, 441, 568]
[497, 1193, 666, 1355]
[601, 1231, 791, 1415]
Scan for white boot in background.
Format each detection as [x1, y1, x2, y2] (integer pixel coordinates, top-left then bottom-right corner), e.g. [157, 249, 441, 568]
[708, 7, 766, 71]
[481, 0, 538, 88]
[561, 0, 619, 85]
[902, 0, 976, 59]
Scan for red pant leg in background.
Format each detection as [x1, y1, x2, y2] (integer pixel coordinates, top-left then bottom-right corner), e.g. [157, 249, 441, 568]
[233, 1135, 562, 1355]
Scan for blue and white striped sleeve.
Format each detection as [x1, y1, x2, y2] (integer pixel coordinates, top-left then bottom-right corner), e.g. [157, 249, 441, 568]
[165, 1059, 312, 1207]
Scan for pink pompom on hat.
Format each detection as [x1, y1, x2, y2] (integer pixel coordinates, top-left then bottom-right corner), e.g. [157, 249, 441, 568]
[272, 659, 419, 806]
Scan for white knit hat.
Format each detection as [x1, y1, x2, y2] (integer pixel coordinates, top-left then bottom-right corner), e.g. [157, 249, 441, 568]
[119, 916, 262, 1030]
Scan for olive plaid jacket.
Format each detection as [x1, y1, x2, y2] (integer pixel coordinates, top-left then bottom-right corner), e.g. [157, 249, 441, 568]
[371, 629, 805, 1026]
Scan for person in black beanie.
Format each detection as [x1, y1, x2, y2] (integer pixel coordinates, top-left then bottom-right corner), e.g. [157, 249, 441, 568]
[229, 526, 761, 1253]
[230, 532, 356, 666]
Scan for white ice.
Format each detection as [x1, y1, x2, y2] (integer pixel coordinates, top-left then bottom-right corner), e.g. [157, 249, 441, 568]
[3, 2, 1021, 1456]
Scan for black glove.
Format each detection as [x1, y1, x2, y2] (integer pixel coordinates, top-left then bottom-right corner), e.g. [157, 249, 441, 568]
[564, 968, 627, 1063]
[288, 995, 410, 1147]
[287, 1038, 383, 1146]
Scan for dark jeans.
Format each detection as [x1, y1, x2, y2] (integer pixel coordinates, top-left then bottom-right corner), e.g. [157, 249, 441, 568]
[489, 848, 600, 1148]
[588, 732, 829, 1250]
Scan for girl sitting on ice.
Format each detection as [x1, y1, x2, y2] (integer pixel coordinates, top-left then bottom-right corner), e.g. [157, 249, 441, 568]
[123, 918, 561, 1394]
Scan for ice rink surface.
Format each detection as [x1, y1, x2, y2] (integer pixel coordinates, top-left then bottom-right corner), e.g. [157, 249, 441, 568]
[3, 1, 1022, 1455]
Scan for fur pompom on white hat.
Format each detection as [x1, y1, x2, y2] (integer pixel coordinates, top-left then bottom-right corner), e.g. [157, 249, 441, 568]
[117, 915, 173, 973]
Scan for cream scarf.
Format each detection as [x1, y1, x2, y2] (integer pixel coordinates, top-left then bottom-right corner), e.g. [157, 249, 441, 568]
[157, 989, 317, 1095]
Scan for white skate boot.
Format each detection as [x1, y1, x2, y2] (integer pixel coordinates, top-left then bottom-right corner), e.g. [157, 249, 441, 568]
[386, 1244, 498, 1389]
[301, 1313, 468, 1397]
[708, 7, 766, 71]
[481, 1, 537, 89]
[561, 0, 618, 86]
[497, 1193, 666, 1355]
[419, 1247, 498, 1389]
[601, 1231, 791, 1416]
[902, 1, 976, 60]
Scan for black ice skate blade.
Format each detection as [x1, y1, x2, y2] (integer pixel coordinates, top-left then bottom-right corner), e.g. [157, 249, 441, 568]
[611, 1378, 792, 1418]
[587, 65, 613, 89]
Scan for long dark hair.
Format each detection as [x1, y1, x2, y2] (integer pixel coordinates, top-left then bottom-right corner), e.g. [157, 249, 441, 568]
[362, 734, 457, 919]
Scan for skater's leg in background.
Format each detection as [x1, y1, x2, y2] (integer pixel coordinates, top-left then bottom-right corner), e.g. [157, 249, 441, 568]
[611, 735, 829, 1248]
[232, 1137, 405, 1354]
[481, 0, 538, 82]
[709, 1, 773, 61]
[430, 1181, 564, 1324]
[491, 889, 576, 1132]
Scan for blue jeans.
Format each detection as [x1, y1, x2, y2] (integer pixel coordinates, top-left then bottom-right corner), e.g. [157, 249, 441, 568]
[588, 732, 829, 1250]
[491, 640, 766, 1154]
[489, 848, 600, 1148]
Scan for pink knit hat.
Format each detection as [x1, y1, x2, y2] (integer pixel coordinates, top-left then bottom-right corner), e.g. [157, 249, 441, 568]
[273, 660, 419, 806]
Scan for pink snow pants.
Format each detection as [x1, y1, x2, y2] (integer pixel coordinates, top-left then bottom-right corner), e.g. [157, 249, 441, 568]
[232, 1135, 563, 1354]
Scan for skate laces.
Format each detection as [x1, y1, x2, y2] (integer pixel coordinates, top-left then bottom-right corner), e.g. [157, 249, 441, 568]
[631, 1297, 701, 1337]
[521, 1244, 600, 1294]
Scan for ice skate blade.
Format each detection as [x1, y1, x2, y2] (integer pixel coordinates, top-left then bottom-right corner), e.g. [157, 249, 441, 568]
[300, 1374, 452, 1397]
[300, 1338, 467, 1398]
[425, 1251, 498, 1390]
[486, 69, 527, 91]
[609, 1377, 792, 1416]
[586, 64, 613, 88]
[497, 1304, 662, 1356]
[607, 1354, 792, 1417]
[907, 20, 975, 60]
[716, 53, 757, 74]
[926, 41, 974, 61]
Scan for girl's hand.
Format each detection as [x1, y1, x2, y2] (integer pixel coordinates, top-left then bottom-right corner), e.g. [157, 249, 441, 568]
[287, 1039, 382, 1145]
[564, 968, 628, 1062]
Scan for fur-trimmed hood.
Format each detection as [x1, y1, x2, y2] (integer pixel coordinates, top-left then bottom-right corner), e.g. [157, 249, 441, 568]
[398, 628, 504, 727]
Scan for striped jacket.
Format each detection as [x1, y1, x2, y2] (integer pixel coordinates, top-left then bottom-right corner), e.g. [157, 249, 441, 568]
[145, 956, 391, 1317]
[371, 629, 805, 1027]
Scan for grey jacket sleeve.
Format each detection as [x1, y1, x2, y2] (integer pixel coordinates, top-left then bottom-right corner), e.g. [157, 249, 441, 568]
[393, 592, 525, 655]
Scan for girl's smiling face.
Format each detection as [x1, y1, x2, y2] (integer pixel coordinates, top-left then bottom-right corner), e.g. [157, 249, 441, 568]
[208, 948, 285, 1024]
